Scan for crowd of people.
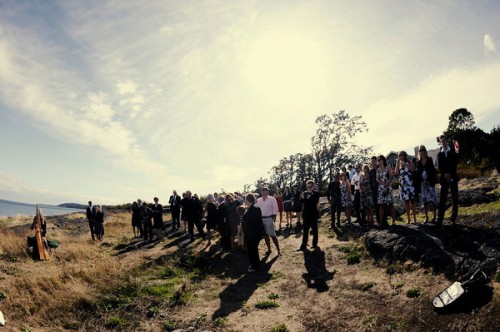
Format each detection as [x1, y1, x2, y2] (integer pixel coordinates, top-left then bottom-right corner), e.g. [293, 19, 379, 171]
[84, 135, 459, 272]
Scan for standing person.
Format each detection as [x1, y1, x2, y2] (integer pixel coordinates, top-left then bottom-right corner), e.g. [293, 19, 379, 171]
[377, 155, 396, 226]
[94, 205, 104, 241]
[141, 202, 153, 240]
[395, 151, 417, 224]
[216, 195, 230, 250]
[226, 193, 242, 250]
[369, 156, 381, 224]
[242, 193, 265, 272]
[282, 186, 294, 228]
[274, 188, 284, 231]
[86, 201, 96, 241]
[360, 164, 374, 225]
[417, 145, 438, 223]
[256, 187, 281, 256]
[185, 191, 206, 241]
[437, 135, 459, 226]
[351, 164, 365, 224]
[180, 192, 189, 232]
[169, 190, 181, 230]
[205, 194, 218, 245]
[292, 185, 302, 226]
[339, 172, 353, 223]
[129, 201, 142, 238]
[298, 180, 320, 251]
[152, 197, 164, 239]
[348, 165, 355, 182]
[327, 172, 342, 228]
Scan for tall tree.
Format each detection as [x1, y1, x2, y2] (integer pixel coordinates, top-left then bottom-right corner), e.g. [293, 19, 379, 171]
[446, 108, 476, 133]
[311, 110, 371, 190]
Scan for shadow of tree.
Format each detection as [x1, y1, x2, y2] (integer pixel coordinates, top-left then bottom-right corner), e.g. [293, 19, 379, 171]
[301, 248, 335, 293]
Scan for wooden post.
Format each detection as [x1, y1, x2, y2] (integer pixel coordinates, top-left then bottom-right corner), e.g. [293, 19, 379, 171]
[34, 204, 50, 261]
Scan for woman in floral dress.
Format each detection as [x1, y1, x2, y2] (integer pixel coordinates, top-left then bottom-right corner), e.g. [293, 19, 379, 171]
[376, 155, 396, 225]
[360, 164, 374, 225]
[395, 151, 417, 224]
[339, 172, 352, 223]
[417, 145, 438, 223]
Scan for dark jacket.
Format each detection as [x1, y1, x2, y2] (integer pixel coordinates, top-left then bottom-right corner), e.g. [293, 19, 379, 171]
[242, 204, 264, 243]
[369, 168, 378, 192]
[95, 210, 104, 223]
[301, 190, 320, 220]
[217, 202, 228, 228]
[327, 180, 341, 202]
[417, 157, 438, 186]
[86, 205, 96, 221]
[152, 204, 163, 223]
[437, 147, 458, 182]
[169, 195, 181, 213]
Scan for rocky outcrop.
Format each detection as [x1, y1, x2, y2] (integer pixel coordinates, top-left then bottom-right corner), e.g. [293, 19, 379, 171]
[364, 225, 500, 279]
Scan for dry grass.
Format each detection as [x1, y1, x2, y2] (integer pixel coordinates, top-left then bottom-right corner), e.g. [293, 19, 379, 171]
[0, 198, 498, 332]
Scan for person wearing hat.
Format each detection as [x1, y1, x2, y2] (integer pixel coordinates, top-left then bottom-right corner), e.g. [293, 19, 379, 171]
[256, 187, 281, 256]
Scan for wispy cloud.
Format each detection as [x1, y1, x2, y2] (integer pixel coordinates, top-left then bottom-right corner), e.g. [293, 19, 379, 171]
[484, 34, 496, 54]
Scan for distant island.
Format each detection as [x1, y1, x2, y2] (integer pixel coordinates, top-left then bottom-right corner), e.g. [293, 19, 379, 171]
[58, 203, 87, 209]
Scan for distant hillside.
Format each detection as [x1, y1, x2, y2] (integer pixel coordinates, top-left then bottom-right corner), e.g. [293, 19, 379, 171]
[58, 202, 87, 209]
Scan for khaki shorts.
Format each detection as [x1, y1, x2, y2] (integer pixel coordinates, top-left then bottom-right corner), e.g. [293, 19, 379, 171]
[262, 217, 276, 236]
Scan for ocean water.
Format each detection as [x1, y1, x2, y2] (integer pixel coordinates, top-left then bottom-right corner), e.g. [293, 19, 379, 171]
[0, 199, 83, 217]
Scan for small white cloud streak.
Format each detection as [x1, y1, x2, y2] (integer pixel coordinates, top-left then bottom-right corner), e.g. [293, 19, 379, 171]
[484, 34, 496, 53]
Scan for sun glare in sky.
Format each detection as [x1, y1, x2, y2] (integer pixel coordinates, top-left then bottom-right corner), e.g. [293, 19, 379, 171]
[240, 31, 330, 108]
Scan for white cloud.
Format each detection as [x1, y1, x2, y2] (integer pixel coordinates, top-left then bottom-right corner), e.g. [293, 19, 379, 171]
[360, 61, 500, 155]
[484, 34, 496, 53]
[116, 79, 138, 95]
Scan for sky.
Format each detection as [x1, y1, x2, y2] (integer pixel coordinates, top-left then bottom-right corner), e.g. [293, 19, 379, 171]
[1, 0, 499, 205]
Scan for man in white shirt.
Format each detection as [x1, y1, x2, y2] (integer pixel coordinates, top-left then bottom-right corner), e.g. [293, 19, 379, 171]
[351, 164, 365, 224]
[256, 187, 281, 256]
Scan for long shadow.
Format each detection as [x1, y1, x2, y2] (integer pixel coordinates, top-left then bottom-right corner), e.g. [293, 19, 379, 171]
[301, 248, 335, 293]
[212, 255, 278, 319]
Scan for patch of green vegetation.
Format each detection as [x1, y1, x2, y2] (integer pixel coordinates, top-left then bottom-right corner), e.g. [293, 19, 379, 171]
[271, 271, 286, 280]
[255, 300, 280, 309]
[459, 200, 500, 214]
[100, 283, 140, 311]
[395, 281, 405, 289]
[386, 265, 397, 275]
[362, 315, 377, 325]
[346, 252, 361, 265]
[361, 282, 374, 291]
[20, 326, 32, 332]
[495, 273, 500, 283]
[386, 320, 408, 331]
[107, 316, 127, 329]
[164, 321, 177, 331]
[0, 291, 6, 301]
[213, 316, 228, 327]
[338, 243, 363, 264]
[148, 305, 160, 318]
[147, 281, 192, 307]
[406, 287, 422, 298]
[177, 254, 209, 282]
[268, 292, 280, 300]
[271, 323, 289, 332]
[162, 266, 183, 279]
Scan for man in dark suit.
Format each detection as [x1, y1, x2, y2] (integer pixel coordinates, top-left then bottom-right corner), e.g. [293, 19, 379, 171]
[327, 172, 341, 228]
[185, 191, 206, 241]
[242, 193, 265, 272]
[169, 190, 181, 229]
[298, 179, 320, 251]
[86, 201, 96, 241]
[152, 197, 164, 239]
[437, 135, 459, 225]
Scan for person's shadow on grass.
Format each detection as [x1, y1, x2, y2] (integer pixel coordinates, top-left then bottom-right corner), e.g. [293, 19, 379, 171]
[212, 255, 278, 320]
[302, 247, 335, 293]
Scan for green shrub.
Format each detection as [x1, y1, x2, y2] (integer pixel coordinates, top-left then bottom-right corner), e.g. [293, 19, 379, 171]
[406, 288, 422, 298]
[20, 327, 32, 332]
[268, 292, 280, 300]
[164, 321, 177, 331]
[255, 300, 279, 309]
[107, 316, 127, 329]
[386, 265, 397, 275]
[495, 273, 500, 283]
[213, 317, 228, 326]
[271, 323, 289, 332]
[0, 291, 6, 301]
[148, 305, 160, 318]
[346, 252, 361, 265]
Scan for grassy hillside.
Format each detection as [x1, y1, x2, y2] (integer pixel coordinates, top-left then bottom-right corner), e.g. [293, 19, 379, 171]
[0, 178, 499, 331]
